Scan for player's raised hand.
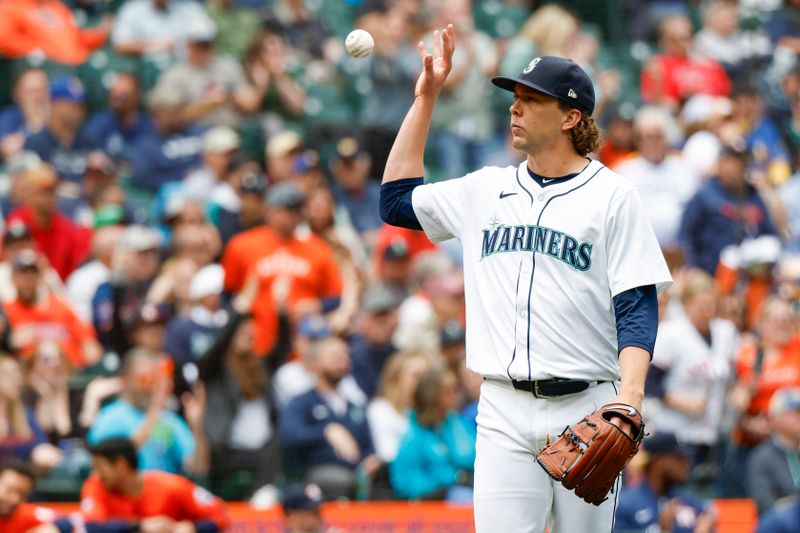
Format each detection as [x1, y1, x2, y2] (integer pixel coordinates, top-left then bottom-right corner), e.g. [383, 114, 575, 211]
[414, 23, 456, 98]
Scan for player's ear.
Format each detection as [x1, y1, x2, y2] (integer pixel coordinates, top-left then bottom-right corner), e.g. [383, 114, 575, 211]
[561, 109, 582, 131]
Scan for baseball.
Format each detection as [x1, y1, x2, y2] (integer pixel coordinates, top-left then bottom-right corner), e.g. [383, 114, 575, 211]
[345, 29, 374, 58]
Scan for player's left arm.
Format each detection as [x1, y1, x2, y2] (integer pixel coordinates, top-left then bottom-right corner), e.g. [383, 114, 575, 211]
[612, 285, 658, 411]
[605, 188, 673, 412]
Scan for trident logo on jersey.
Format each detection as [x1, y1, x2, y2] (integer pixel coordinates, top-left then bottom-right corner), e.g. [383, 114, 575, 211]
[481, 223, 593, 271]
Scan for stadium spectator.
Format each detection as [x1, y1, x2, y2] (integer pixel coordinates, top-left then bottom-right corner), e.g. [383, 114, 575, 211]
[679, 143, 778, 274]
[614, 433, 715, 533]
[214, 165, 266, 243]
[0, 219, 60, 306]
[765, 0, 800, 54]
[680, 94, 733, 178]
[390, 366, 476, 500]
[243, 28, 307, 129]
[265, 130, 303, 184]
[0, 459, 72, 532]
[222, 181, 342, 354]
[280, 336, 378, 499]
[693, 0, 772, 79]
[85, 72, 155, 173]
[0, 68, 49, 163]
[746, 387, 800, 515]
[81, 437, 228, 531]
[111, 0, 212, 58]
[645, 269, 739, 466]
[614, 106, 700, 252]
[163, 264, 225, 391]
[282, 483, 326, 533]
[66, 224, 124, 324]
[198, 272, 289, 498]
[4, 249, 101, 368]
[87, 348, 208, 476]
[347, 285, 402, 398]
[180, 126, 240, 206]
[206, 0, 262, 60]
[129, 85, 204, 191]
[0, 355, 63, 470]
[91, 225, 161, 352]
[395, 263, 465, 352]
[330, 137, 382, 238]
[270, 0, 331, 60]
[353, 7, 417, 178]
[597, 102, 636, 169]
[730, 84, 793, 187]
[428, 0, 499, 181]
[373, 238, 413, 295]
[757, 498, 800, 533]
[23, 77, 100, 184]
[641, 14, 731, 108]
[153, 15, 261, 129]
[367, 350, 432, 463]
[273, 314, 367, 409]
[499, 4, 579, 76]
[0, 0, 110, 65]
[731, 298, 800, 449]
[23, 341, 77, 444]
[6, 162, 91, 280]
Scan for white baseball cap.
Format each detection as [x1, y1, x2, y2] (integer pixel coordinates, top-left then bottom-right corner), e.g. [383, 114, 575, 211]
[189, 264, 224, 300]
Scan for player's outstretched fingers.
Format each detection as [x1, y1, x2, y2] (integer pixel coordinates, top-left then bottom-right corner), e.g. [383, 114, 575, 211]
[433, 29, 441, 59]
[442, 23, 455, 61]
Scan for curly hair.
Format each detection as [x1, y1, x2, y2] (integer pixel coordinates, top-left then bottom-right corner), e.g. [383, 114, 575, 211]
[558, 102, 602, 156]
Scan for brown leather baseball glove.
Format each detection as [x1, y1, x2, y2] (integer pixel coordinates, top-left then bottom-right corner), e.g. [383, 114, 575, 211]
[535, 403, 645, 505]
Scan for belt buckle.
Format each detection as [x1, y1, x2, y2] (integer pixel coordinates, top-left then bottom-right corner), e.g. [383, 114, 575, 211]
[533, 381, 544, 399]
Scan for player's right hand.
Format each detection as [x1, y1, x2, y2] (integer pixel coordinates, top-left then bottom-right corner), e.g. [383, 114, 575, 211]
[414, 24, 455, 99]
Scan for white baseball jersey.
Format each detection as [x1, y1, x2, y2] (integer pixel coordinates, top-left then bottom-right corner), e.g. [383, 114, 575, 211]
[412, 159, 672, 382]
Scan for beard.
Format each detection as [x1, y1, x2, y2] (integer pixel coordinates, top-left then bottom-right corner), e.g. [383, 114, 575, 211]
[320, 369, 346, 388]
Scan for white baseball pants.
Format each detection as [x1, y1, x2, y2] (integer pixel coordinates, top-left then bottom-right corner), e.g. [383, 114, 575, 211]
[474, 378, 620, 533]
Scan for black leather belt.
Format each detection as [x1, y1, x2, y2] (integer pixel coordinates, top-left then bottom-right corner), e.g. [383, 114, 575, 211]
[511, 378, 604, 398]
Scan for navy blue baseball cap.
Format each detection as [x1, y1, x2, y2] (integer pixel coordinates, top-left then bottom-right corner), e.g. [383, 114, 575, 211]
[492, 56, 595, 116]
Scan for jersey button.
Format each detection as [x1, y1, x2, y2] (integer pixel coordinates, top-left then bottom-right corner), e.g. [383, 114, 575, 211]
[538, 195, 544, 201]
[519, 309, 526, 318]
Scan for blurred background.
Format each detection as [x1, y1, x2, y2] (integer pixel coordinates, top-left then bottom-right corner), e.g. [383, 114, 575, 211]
[0, 0, 800, 532]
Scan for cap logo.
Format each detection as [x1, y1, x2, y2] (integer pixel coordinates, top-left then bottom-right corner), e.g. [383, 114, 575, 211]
[522, 57, 542, 74]
[568, 89, 577, 98]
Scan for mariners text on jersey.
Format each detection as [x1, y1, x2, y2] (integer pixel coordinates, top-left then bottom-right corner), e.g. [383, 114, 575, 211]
[481, 222, 593, 271]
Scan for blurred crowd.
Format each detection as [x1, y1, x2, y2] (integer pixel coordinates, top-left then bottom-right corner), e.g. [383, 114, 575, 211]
[1, 0, 800, 532]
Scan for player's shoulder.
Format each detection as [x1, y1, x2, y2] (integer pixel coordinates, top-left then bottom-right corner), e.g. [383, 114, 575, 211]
[591, 163, 644, 207]
[428, 164, 518, 188]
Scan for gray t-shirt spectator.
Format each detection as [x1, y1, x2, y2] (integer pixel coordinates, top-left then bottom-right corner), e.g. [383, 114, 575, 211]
[112, 0, 211, 58]
[154, 56, 250, 128]
[747, 437, 800, 515]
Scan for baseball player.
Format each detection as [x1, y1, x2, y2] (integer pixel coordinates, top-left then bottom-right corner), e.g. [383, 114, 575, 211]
[379, 25, 672, 533]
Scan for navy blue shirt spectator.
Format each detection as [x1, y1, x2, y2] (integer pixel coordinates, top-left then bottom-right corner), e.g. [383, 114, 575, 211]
[280, 387, 375, 470]
[614, 433, 713, 533]
[679, 146, 777, 274]
[85, 72, 156, 173]
[757, 500, 800, 533]
[330, 137, 383, 235]
[129, 124, 205, 191]
[346, 285, 402, 398]
[0, 68, 49, 163]
[280, 337, 375, 476]
[23, 77, 100, 183]
[766, 2, 800, 46]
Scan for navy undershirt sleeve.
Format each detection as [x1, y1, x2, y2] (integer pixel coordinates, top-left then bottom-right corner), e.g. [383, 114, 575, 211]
[612, 285, 658, 358]
[379, 178, 423, 230]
